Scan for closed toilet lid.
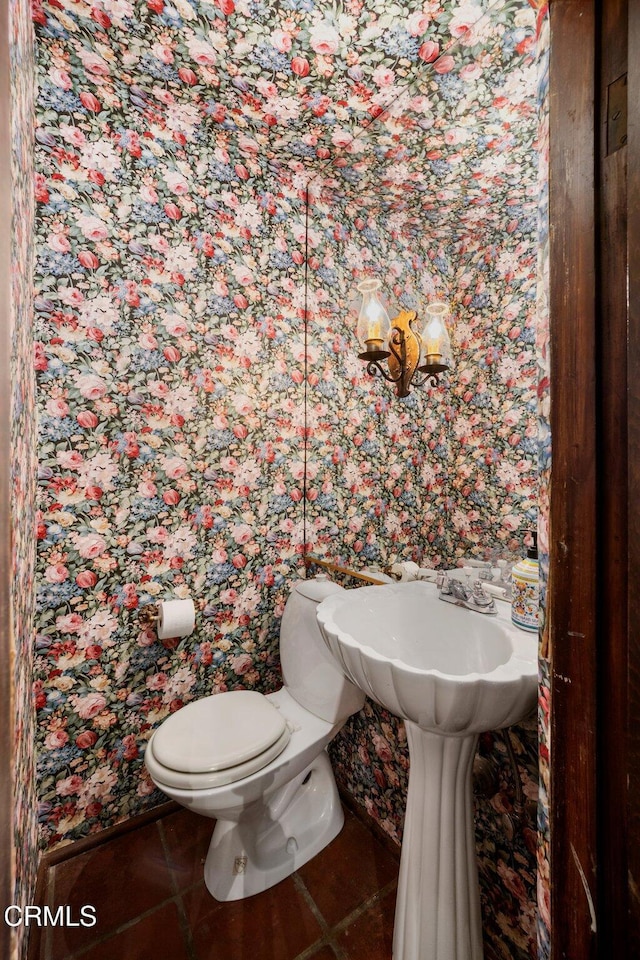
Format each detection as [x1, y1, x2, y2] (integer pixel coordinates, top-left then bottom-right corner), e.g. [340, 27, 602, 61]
[146, 725, 291, 791]
[152, 690, 287, 774]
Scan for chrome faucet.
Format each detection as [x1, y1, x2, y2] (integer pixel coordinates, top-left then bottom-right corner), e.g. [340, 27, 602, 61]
[437, 573, 497, 616]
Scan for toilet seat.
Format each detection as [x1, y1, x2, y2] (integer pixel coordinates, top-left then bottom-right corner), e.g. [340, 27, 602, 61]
[147, 690, 292, 790]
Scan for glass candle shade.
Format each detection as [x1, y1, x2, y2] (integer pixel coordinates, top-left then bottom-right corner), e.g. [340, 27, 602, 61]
[419, 301, 452, 371]
[356, 278, 391, 356]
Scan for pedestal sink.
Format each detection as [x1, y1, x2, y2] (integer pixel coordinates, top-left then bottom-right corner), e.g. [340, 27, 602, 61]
[316, 579, 537, 960]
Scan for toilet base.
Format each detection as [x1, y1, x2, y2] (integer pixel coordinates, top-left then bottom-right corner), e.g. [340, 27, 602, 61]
[204, 749, 343, 901]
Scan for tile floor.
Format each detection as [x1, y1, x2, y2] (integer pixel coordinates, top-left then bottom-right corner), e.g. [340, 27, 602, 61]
[35, 806, 400, 960]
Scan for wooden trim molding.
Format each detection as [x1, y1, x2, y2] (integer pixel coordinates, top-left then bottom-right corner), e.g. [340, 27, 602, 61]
[26, 801, 178, 960]
[42, 801, 178, 869]
[597, 0, 629, 955]
[626, 0, 640, 949]
[548, 2, 599, 957]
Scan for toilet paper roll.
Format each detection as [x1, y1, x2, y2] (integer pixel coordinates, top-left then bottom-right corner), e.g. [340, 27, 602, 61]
[391, 561, 420, 582]
[157, 598, 195, 640]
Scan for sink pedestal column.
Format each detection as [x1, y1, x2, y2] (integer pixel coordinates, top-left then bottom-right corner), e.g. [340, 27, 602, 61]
[393, 725, 482, 960]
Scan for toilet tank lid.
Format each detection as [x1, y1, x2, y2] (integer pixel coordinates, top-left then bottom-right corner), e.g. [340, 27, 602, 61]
[151, 690, 287, 774]
[294, 575, 344, 603]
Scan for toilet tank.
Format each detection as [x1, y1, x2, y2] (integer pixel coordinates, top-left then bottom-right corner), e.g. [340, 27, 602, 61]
[280, 577, 366, 724]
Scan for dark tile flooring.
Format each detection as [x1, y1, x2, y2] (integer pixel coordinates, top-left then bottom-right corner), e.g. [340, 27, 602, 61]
[35, 806, 400, 960]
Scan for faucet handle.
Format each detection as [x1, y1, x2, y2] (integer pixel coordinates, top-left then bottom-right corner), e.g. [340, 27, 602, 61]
[471, 579, 495, 609]
[436, 572, 450, 594]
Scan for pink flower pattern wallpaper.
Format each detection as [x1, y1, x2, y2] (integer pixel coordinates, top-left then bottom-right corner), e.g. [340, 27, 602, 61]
[9, 1, 39, 958]
[7, 0, 550, 957]
[534, 10, 550, 957]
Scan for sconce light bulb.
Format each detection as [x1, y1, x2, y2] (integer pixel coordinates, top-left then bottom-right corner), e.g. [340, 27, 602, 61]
[356, 278, 391, 349]
[365, 299, 384, 340]
[419, 300, 453, 376]
[425, 318, 443, 357]
[426, 317, 442, 335]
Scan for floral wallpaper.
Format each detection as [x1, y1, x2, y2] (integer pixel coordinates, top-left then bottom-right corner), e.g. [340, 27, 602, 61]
[303, 210, 539, 568]
[33, 0, 308, 845]
[9, 0, 38, 958]
[302, 0, 541, 567]
[534, 10, 550, 959]
[304, 198, 453, 569]
[28, 0, 549, 958]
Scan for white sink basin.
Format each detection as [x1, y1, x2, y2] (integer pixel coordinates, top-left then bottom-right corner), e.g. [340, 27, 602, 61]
[316, 579, 538, 960]
[316, 580, 537, 735]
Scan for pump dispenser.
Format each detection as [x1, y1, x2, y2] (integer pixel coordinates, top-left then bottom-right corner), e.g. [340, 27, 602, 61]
[511, 531, 539, 632]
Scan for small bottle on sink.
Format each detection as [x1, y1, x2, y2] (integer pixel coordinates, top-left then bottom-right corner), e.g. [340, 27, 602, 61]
[511, 531, 539, 632]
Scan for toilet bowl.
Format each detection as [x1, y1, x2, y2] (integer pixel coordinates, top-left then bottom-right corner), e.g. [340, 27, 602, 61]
[144, 576, 365, 901]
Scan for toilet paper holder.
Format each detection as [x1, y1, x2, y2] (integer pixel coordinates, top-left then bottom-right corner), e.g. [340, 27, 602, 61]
[137, 598, 196, 640]
[138, 604, 159, 629]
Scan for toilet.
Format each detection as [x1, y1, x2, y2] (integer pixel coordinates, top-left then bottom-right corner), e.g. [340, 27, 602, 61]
[144, 576, 365, 901]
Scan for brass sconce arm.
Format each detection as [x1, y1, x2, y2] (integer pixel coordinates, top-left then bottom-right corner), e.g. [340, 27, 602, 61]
[360, 313, 445, 397]
[364, 358, 403, 383]
[355, 279, 452, 398]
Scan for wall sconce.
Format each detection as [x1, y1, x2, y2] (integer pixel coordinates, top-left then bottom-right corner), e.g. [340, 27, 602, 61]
[356, 279, 452, 398]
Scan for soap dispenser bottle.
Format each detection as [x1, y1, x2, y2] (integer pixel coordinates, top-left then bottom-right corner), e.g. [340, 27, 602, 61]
[511, 531, 539, 632]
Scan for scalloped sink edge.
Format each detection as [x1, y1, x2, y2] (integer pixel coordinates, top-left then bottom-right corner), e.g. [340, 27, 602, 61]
[316, 580, 537, 736]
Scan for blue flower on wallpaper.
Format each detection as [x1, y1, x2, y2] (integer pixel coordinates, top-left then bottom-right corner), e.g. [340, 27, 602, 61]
[207, 429, 236, 450]
[37, 250, 80, 276]
[251, 45, 291, 73]
[131, 645, 165, 672]
[206, 562, 237, 585]
[362, 226, 382, 246]
[159, 7, 184, 29]
[41, 194, 69, 213]
[269, 495, 294, 514]
[290, 142, 318, 158]
[361, 543, 381, 561]
[429, 159, 450, 177]
[361, 439, 380, 456]
[470, 294, 490, 308]
[37, 745, 80, 777]
[317, 379, 338, 398]
[40, 417, 77, 441]
[131, 497, 165, 520]
[433, 74, 464, 102]
[36, 582, 77, 610]
[133, 202, 167, 224]
[130, 350, 165, 372]
[38, 361, 68, 382]
[376, 27, 420, 60]
[38, 87, 81, 113]
[285, 0, 315, 11]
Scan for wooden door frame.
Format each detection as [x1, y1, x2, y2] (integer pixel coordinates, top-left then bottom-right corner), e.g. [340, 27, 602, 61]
[597, 0, 631, 955]
[549, 0, 639, 956]
[548, 1, 599, 955]
[625, 0, 640, 951]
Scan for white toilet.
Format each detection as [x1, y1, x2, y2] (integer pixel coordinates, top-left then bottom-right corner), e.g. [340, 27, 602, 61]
[144, 576, 365, 901]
